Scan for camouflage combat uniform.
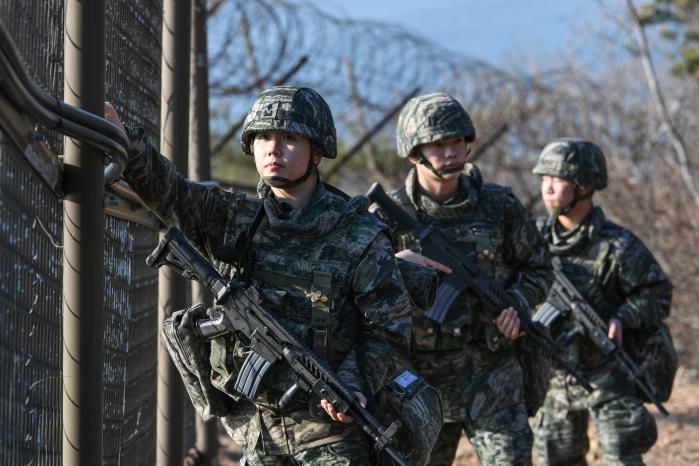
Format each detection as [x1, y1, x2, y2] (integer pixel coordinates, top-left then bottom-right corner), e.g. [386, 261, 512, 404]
[373, 93, 553, 466]
[532, 139, 673, 466]
[124, 87, 414, 465]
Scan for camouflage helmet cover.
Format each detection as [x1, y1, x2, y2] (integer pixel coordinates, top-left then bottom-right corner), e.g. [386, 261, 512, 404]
[533, 138, 608, 191]
[396, 92, 476, 158]
[240, 86, 337, 158]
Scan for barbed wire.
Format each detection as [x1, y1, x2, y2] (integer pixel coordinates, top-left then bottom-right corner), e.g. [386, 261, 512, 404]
[205, 0, 699, 206]
[207, 0, 527, 139]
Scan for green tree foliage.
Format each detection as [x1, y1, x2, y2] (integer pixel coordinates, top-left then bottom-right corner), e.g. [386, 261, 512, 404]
[639, 0, 699, 79]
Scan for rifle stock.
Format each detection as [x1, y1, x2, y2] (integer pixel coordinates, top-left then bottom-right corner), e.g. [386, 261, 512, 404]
[148, 227, 410, 465]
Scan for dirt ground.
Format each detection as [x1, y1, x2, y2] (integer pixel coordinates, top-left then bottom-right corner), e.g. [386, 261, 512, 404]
[216, 367, 699, 465]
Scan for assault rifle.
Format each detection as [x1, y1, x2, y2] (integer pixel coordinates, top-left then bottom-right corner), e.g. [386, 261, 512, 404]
[367, 182, 593, 393]
[147, 227, 410, 466]
[534, 259, 669, 416]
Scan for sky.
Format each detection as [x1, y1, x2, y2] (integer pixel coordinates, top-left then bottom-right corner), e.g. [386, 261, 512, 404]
[317, 0, 600, 66]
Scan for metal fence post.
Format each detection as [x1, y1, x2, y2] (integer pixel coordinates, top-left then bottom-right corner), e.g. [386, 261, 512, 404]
[62, 1, 106, 465]
[157, 0, 191, 465]
[189, 0, 219, 462]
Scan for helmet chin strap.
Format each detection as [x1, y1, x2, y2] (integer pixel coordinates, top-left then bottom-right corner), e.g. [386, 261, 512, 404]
[548, 187, 593, 217]
[416, 152, 465, 180]
[261, 156, 317, 189]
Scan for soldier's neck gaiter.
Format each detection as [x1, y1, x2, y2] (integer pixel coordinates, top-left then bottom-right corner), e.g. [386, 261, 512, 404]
[549, 206, 605, 256]
[260, 179, 369, 238]
[407, 168, 479, 221]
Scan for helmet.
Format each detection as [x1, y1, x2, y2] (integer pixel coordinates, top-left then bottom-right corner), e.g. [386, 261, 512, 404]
[396, 92, 476, 159]
[240, 86, 337, 158]
[533, 138, 607, 191]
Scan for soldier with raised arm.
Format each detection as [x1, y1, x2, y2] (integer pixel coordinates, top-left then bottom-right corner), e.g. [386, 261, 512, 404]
[105, 86, 416, 465]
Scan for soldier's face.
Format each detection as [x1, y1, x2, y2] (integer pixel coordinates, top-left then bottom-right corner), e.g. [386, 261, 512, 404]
[541, 175, 575, 210]
[253, 130, 319, 180]
[413, 136, 468, 181]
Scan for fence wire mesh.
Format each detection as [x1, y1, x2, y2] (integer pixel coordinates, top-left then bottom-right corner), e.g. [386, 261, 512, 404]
[0, 0, 163, 464]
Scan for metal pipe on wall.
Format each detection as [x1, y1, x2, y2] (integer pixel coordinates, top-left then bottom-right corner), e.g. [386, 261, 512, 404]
[61, 1, 106, 465]
[157, 1, 191, 465]
[189, 0, 219, 462]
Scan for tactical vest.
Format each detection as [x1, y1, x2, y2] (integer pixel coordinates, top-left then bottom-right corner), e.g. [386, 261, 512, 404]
[540, 211, 677, 401]
[389, 184, 512, 352]
[211, 191, 387, 402]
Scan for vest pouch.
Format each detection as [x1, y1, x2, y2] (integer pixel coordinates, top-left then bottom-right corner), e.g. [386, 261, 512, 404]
[372, 368, 443, 466]
[412, 317, 439, 351]
[161, 303, 235, 420]
[439, 322, 467, 350]
[627, 322, 677, 403]
[412, 318, 467, 352]
[453, 224, 502, 276]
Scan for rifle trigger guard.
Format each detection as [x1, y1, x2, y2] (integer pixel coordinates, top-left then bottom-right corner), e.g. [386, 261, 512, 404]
[309, 397, 325, 419]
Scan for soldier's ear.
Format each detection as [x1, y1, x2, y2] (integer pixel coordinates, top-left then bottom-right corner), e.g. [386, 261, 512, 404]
[311, 145, 323, 165]
[407, 154, 419, 166]
[575, 186, 594, 200]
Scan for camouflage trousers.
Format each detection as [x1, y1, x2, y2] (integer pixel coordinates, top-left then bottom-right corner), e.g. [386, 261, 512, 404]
[427, 402, 533, 466]
[533, 371, 657, 466]
[240, 434, 371, 466]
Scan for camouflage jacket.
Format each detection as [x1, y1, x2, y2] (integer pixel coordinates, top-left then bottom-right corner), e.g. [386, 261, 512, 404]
[373, 166, 552, 421]
[538, 206, 672, 383]
[123, 130, 412, 453]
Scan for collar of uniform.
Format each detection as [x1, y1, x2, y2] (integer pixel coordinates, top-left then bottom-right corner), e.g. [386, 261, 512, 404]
[405, 164, 481, 220]
[262, 177, 369, 237]
[549, 205, 606, 255]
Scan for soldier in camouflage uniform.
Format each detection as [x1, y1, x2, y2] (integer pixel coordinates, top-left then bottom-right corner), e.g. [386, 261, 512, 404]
[372, 92, 552, 466]
[105, 87, 414, 465]
[531, 138, 673, 466]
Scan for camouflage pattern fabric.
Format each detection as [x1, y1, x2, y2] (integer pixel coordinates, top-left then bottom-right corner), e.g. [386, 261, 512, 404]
[532, 138, 607, 191]
[372, 165, 552, 464]
[534, 371, 657, 466]
[395, 92, 476, 158]
[395, 257, 439, 311]
[123, 129, 413, 459]
[533, 206, 672, 465]
[372, 369, 443, 466]
[240, 86, 337, 158]
[161, 303, 236, 420]
[239, 434, 371, 465]
[429, 400, 533, 466]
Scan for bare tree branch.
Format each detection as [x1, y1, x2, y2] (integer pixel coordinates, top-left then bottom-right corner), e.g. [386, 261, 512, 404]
[342, 59, 392, 187]
[210, 56, 309, 157]
[624, 0, 699, 208]
[468, 123, 509, 163]
[206, 0, 225, 17]
[323, 87, 420, 183]
[239, 11, 263, 93]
